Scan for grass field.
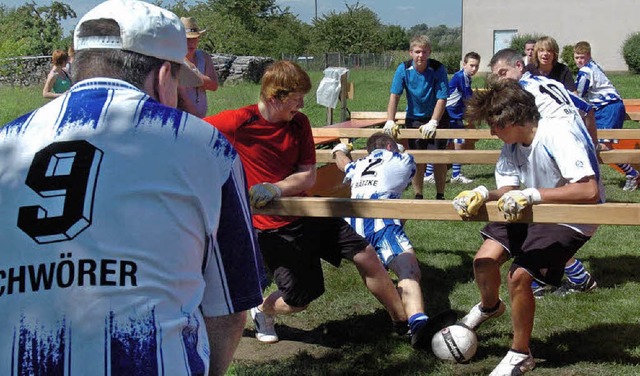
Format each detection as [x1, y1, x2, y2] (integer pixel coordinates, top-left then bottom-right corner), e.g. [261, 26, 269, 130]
[2, 71, 640, 375]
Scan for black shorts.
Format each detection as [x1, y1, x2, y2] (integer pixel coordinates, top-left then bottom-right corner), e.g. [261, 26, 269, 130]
[257, 217, 369, 307]
[480, 222, 590, 287]
[405, 114, 450, 150]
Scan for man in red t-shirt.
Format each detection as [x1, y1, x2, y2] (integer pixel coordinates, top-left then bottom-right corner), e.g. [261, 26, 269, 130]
[205, 61, 407, 345]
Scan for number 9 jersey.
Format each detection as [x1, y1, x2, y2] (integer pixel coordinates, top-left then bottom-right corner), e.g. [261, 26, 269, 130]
[0, 78, 265, 375]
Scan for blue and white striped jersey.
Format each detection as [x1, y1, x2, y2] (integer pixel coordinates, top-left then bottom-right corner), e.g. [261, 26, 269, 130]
[576, 60, 623, 109]
[0, 78, 265, 375]
[446, 69, 473, 120]
[344, 149, 415, 237]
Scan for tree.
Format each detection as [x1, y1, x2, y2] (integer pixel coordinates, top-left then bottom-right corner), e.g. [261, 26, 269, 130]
[381, 25, 408, 51]
[0, 1, 75, 57]
[310, 2, 384, 54]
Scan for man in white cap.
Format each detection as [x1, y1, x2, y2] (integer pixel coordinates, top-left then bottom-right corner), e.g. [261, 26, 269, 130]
[179, 16, 219, 118]
[0, 1, 265, 375]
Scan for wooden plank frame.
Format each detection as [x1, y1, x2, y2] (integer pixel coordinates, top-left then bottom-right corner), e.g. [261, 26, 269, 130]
[254, 197, 640, 226]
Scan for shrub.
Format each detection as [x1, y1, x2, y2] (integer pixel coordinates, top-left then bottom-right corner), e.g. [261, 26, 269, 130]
[622, 32, 640, 74]
[509, 33, 543, 55]
[435, 51, 462, 74]
[561, 45, 579, 74]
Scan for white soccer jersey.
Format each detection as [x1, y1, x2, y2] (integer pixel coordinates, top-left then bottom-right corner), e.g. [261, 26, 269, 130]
[576, 60, 623, 109]
[495, 117, 604, 236]
[344, 149, 415, 236]
[0, 78, 265, 375]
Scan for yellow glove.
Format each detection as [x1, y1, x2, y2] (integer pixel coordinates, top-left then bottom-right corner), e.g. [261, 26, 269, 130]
[383, 120, 401, 139]
[452, 185, 489, 218]
[249, 183, 282, 208]
[331, 143, 353, 158]
[418, 119, 438, 139]
[497, 188, 542, 221]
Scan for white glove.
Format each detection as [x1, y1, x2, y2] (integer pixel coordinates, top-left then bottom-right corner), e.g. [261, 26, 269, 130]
[418, 119, 439, 139]
[497, 188, 542, 221]
[383, 120, 400, 139]
[331, 143, 353, 158]
[249, 183, 282, 208]
[452, 185, 489, 218]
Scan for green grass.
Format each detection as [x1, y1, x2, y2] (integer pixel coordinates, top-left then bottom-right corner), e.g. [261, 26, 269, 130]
[3, 72, 640, 375]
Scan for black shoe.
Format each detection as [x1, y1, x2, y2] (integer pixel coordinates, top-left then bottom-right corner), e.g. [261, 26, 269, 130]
[392, 320, 409, 336]
[415, 194, 424, 199]
[411, 309, 457, 350]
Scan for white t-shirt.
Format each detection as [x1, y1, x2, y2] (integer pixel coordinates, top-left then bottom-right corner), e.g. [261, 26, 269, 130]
[495, 117, 604, 236]
[344, 149, 415, 236]
[0, 78, 265, 375]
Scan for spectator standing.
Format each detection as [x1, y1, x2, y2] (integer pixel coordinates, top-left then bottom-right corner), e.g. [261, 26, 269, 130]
[384, 35, 450, 200]
[0, 1, 266, 375]
[524, 36, 576, 92]
[574, 40, 639, 191]
[523, 39, 536, 66]
[426, 51, 481, 185]
[205, 61, 407, 344]
[332, 133, 456, 349]
[42, 49, 71, 99]
[179, 16, 219, 118]
[452, 79, 602, 375]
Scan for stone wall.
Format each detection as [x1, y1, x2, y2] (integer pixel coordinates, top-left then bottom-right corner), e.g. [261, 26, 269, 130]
[0, 56, 50, 87]
[0, 54, 274, 87]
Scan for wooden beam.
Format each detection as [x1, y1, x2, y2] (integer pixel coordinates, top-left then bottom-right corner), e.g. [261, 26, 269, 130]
[312, 127, 640, 140]
[254, 197, 640, 226]
[315, 149, 640, 164]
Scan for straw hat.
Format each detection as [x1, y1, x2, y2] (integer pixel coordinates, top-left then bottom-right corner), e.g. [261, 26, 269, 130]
[181, 17, 206, 38]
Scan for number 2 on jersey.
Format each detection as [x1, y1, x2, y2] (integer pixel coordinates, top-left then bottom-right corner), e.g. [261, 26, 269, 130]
[17, 140, 103, 244]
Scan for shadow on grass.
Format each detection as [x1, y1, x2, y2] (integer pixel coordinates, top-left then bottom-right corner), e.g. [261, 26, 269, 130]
[583, 254, 640, 286]
[533, 323, 640, 367]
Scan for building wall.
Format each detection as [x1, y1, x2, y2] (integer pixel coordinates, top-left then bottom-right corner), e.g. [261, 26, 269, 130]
[462, 0, 639, 73]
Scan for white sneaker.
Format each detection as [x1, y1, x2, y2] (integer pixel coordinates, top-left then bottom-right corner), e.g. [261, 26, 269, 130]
[250, 307, 279, 343]
[460, 300, 506, 330]
[451, 174, 474, 184]
[423, 174, 435, 184]
[489, 350, 535, 376]
[623, 175, 639, 191]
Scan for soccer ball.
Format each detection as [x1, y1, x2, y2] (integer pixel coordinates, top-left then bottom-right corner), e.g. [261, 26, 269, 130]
[431, 324, 478, 363]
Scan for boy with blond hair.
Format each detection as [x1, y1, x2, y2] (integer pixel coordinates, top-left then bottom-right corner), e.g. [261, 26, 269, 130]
[384, 35, 450, 200]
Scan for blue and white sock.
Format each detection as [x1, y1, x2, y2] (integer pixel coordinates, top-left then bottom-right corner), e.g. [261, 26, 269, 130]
[424, 164, 434, 177]
[565, 259, 590, 285]
[409, 313, 429, 335]
[452, 164, 462, 178]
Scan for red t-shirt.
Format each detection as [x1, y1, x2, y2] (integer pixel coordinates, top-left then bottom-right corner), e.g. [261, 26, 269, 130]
[205, 104, 316, 230]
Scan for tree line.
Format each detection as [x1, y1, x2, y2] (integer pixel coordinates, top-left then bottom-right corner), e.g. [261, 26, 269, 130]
[0, 1, 461, 60]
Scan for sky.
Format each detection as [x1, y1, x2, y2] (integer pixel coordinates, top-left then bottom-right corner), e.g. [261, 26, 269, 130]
[1, 0, 462, 32]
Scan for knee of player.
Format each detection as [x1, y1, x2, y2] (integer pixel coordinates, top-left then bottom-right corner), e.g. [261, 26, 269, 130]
[507, 266, 533, 290]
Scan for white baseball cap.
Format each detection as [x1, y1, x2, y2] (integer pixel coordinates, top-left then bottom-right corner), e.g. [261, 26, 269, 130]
[74, 0, 202, 87]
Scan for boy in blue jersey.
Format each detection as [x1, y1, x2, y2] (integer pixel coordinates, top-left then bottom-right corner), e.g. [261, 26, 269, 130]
[384, 35, 450, 200]
[332, 133, 456, 350]
[574, 41, 639, 191]
[425, 51, 481, 185]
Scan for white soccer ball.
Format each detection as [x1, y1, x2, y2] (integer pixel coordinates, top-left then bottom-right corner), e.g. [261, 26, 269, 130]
[431, 324, 478, 363]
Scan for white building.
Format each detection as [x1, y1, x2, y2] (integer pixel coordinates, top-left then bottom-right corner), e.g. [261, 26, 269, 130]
[462, 0, 638, 72]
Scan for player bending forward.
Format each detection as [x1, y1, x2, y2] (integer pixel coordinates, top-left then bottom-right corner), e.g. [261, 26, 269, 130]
[332, 133, 456, 349]
[451, 79, 603, 375]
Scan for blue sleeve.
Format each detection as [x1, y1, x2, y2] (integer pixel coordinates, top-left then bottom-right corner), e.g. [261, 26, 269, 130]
[390, 63, 405, 95]
[569, 92, 593, 113]
[202, 156, 266, 315]
[575, 69, 591, 99]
